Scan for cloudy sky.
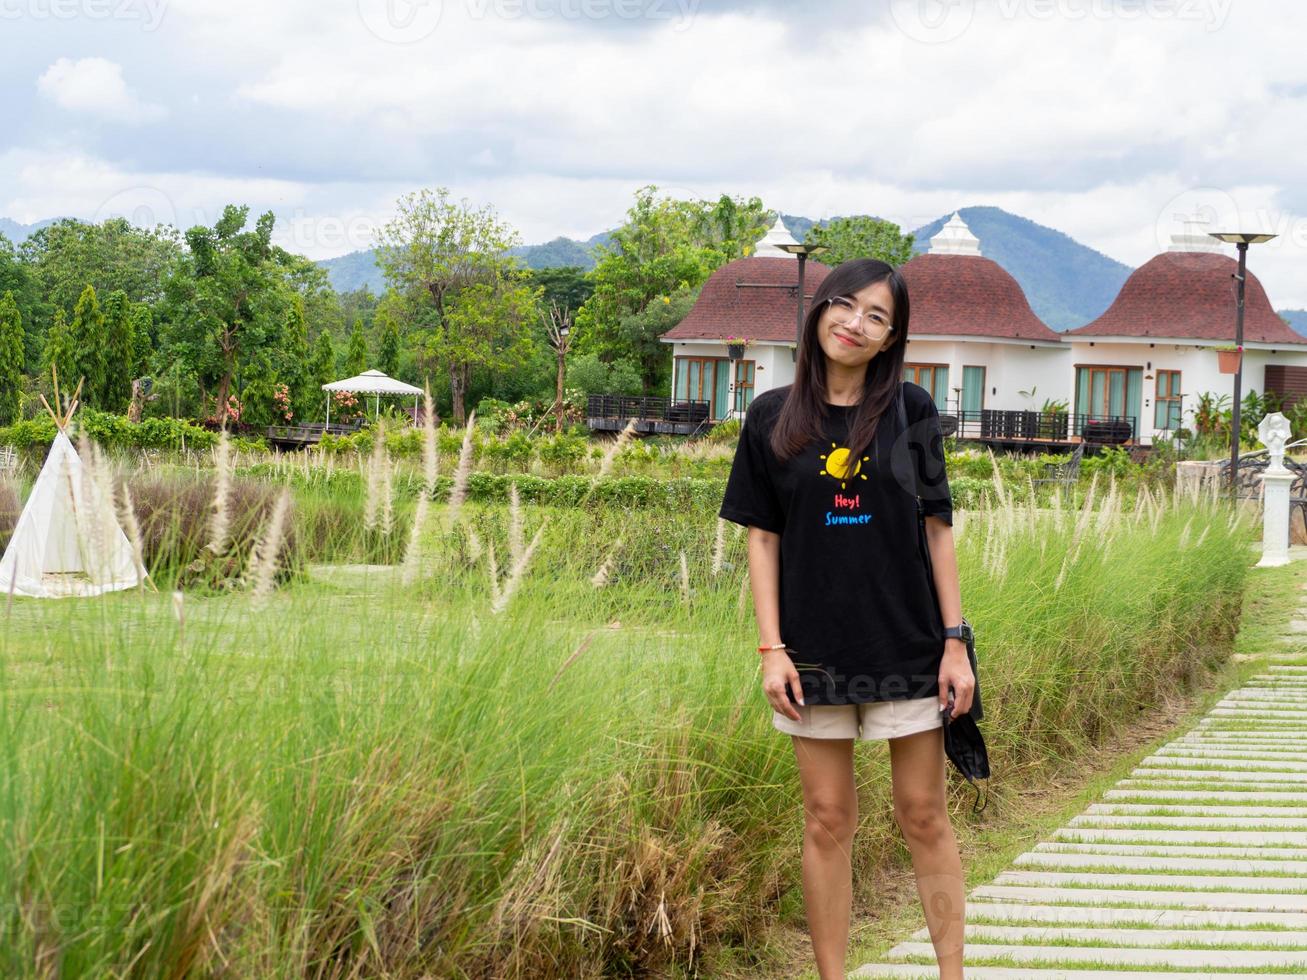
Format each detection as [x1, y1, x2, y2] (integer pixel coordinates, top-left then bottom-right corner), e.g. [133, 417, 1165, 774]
[3, 0, 1306, 304]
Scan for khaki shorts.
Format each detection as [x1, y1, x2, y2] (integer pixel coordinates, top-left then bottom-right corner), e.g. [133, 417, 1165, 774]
[772, 696, 944, 740]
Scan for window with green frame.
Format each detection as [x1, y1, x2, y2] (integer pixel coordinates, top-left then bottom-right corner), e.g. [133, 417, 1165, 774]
[1154, 370, 1182, 429]
[903, 363, 950, 408]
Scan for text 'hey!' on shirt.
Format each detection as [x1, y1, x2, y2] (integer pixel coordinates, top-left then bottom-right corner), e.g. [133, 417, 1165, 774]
[717, 381, 954, 705]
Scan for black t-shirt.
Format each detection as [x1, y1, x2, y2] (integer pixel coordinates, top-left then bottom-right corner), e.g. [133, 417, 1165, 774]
[718, 381, 954, 706]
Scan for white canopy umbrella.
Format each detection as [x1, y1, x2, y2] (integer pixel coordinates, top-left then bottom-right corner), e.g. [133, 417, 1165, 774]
[322, 369, 424, 425]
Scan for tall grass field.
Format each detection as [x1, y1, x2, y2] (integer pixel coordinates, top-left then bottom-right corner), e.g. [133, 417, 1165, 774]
[0, 425, 1254, 978]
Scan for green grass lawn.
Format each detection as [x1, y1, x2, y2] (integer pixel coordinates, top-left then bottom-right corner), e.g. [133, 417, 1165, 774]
[0, 464, 1265, 978]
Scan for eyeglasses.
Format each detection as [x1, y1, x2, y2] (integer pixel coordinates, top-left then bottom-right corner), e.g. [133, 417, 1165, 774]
[825, 296, 893, 337]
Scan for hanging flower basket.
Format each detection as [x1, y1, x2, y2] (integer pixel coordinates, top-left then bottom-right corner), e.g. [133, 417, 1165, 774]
[725, 336, 753, 361]
[1216, 346, 1242, 374]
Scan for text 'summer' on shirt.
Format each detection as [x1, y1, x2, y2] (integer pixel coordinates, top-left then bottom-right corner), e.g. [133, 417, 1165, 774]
[717, 382, 952, 533]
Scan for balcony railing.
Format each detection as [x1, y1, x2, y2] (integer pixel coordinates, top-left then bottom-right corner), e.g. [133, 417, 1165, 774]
[946, 409, 1136, 444]
[587, 394, 711, 423]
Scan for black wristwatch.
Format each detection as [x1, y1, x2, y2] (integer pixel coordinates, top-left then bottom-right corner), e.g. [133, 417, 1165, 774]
[943, 622, 973, 644]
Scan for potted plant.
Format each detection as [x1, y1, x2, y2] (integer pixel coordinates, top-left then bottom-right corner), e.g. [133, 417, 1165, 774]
[725, 336, 753, 361]
[1214, 345, 1242, 374]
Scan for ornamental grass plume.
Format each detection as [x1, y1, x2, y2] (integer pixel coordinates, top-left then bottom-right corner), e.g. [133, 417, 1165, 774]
[491, 520, 547, 615]
[206, 429, 232, 556]
[379, 450, 395, 538]
[446, 409, 477, 529]
[75, 433, 111, 578]
[590, 536, 622, 589]
[400, 384, 440, 586]
[116, 479, 147, 592]
[363, 419, 386, 534]
[508, 481, 524, 569]
[597, 418, 638, 479]
[1177, 514, 1195, 550]
[486, 538, 502, 609]
[248, 486, 292, 605]
[1095, 473, 1120, 534]
[171, 589, 185, 644]
[710, 517, 726, 577]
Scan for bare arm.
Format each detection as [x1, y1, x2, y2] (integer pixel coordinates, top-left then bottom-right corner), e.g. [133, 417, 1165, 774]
[747, 526, 783, 646]
[747, 525, 804, 719]
[925, 515, 974, 716]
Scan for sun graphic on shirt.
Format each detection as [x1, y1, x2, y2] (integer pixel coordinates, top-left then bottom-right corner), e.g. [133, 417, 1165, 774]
[819, 443, 871, 490]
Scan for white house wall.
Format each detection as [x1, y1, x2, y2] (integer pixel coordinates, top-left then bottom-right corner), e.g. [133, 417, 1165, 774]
[668, 336, 1307, 446]
[902, 339, 1072, 413]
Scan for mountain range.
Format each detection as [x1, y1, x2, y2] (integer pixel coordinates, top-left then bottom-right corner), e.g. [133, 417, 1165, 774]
[4, 209, 1305, 335]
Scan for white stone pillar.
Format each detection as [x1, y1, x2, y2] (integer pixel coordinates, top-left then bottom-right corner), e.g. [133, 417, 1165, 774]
[1256, 411, 1294, 567]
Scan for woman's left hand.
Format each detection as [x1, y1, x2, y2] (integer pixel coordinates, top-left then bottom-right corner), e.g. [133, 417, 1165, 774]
[938, 639, 974, 719]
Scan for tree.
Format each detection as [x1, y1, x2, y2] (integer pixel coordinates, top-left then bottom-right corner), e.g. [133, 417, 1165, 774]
[802, 216, 915, 268]
[345, 316, 369, 376]
[375, 186, 528, 424]
[425, 275, 541, 417]
[158, 205, 297, 415]
[21, 218, 181, 329]
[68, 284, 107, 406]
[377, 311, 401, 377]
[102, 289, 135, 412]
[617, 285, 700, 396]
[279, 295, 312, 417]
[310, 330, 336, 409]
[526, 266, 593, 318]
[42, 308, 74, 387]
[573, 185, 769, 384]
[0, 291, 24, 424]
[129, 303, 153, 379]
[0, 234, 37, 371]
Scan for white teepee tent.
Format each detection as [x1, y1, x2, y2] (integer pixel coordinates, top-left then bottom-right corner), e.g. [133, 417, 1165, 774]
[0, 429, 149, 598]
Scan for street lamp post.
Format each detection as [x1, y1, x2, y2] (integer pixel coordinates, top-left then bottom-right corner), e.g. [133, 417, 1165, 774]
[1208, 231, 1277, 501]
[771, 240, 829, 363]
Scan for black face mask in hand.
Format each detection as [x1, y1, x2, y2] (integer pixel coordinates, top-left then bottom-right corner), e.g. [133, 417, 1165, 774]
[940, 618, 989, 813]
[941, 704, 990, 814]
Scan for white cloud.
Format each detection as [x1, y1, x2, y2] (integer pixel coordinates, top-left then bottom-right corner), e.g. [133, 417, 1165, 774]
[37, 57, 166, 124]
[7, 1, 1307, 306]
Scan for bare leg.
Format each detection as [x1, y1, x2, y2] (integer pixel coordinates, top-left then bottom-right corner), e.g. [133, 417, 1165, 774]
[888, 725, 965, 980]
[790, 734, 857, 980]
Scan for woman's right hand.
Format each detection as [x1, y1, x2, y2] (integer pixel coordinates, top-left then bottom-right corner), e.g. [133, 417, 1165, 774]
[761, 650, 805, 721]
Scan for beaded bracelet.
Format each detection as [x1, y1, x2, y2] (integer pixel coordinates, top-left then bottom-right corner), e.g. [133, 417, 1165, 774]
[757, 643, 787, 654]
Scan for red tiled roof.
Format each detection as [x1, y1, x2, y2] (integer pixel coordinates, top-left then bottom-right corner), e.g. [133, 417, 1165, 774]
[660, 256, 832, 343]
[897, 253, 1062, 342]
[1067, 251, 1306, 345]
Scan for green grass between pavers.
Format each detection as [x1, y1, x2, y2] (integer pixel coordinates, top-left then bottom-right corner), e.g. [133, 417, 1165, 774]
[962, 913, 1307, 932]
[931, 933, 1307, 951]
[888, 951, 1307, 972]
[842, 551, 1307, 979]
[0, 484, 1280, 980]
[1013, 861, 1307, 875]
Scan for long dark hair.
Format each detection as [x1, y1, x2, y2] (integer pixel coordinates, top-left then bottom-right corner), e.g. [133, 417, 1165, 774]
[769, 258, 911, 466]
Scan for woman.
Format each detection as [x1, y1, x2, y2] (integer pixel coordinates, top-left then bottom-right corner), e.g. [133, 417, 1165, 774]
[718, 258, 972, 980]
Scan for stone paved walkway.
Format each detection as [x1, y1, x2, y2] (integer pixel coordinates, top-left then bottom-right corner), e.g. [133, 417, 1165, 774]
[852, 582, 1307, 978]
